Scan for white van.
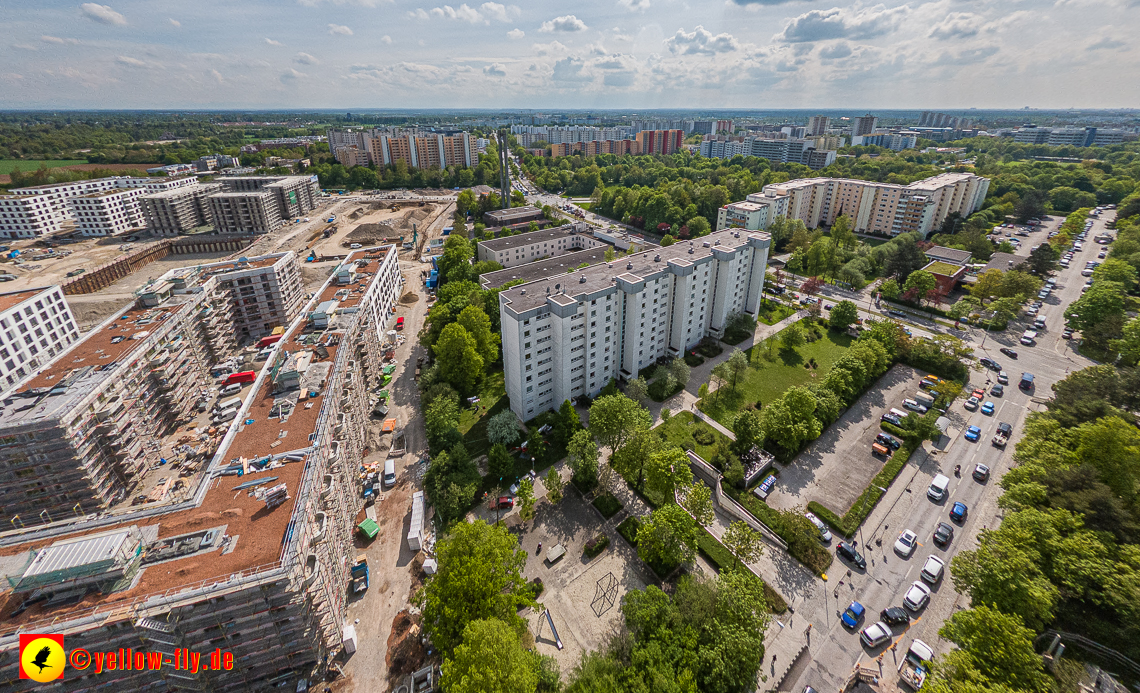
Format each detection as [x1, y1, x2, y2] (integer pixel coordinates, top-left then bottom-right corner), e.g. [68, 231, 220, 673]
[927, 474, 950, 501]
[219, 383, 242, 397]
[383, 459, 396, 488]
[1020, 330, 1038, 346]
[1033, 316, 1047, 330]
[914, 391, 935, 408]
[889, 407, 909, 420]
[215, 396, 242, 413]
[212, 408, 238, 425]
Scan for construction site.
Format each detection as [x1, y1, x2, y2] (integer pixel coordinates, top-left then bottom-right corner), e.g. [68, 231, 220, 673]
[0, 242, 405, 692]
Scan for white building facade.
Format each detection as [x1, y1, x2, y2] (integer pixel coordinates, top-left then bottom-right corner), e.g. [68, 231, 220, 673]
[0, 285, 80, 392]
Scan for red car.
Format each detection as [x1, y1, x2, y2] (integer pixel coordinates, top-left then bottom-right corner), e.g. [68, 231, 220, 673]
[971, 388, 985, 400]
[395, 316, 405, 330]
[495, 496, 515, 510]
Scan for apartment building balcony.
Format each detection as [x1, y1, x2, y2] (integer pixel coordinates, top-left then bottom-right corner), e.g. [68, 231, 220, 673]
[311, 512, 327, 546]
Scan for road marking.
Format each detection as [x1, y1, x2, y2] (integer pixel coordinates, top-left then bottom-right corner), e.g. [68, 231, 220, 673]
[904, 566, 914, 579]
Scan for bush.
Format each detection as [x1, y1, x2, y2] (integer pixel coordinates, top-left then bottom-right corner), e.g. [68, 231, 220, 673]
[684, 352, 706, 367]
[530, 577, 544, 598]
[592, 493, 623, 519]
[616, 516, 640, 546]
[807, 440, 917, 537]
[721, 483, 833, 575]
[693, 428, 716, 446]
[648, 377, 683, 401]
[696, 339, 724, 358]
[583, 534, 611, 559]
[696, 529, 787, 613]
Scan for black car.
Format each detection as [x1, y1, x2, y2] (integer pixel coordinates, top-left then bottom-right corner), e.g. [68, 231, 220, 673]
[880, 606, 911, 626]
[889, 310, 907, 319]
[837, 541, 866, 569]
[999, 348, 1018, 359]
[881, 413, 902, 426]
[933, 522, 955, 547]
[979, 357, 1001, 371]
[876, 433, 902, 450]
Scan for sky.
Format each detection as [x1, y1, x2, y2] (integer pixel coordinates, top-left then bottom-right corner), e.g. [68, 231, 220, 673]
[1, 0, 1138, 110]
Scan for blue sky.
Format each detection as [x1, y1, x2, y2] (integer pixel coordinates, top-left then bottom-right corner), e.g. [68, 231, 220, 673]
[1, 0, 1137, 109]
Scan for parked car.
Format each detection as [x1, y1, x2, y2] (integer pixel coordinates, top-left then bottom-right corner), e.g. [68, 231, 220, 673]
[841, 601, 866, 628]
[920, 555, 945, 583]
[880, 606, 911, 626]
[964, 425, 981, 442]
[973, 463, 991, 482]
[860, 621, 893, 648]
[950, 501, 969, 523]
[979, 357, 1000, 370]
[903, 581, 932, 611]
[805, 512, 832, 543]
[881, 413, 902, 426]
[999, 348, 1018, 359]
[894, 529, 918, 557]
[998, 371, 1009, 384]
[981, 401, 995, 415]
[496, 496, 515, 509]
[933, 522, 955, 547]
[876, 433, 901, 450]
[964, 396, 980, 411]
[991, 383, 1004, 396]
[903, 399, 928, 413]
[837, 541, 866, 569]
[889, 310, 907, 319]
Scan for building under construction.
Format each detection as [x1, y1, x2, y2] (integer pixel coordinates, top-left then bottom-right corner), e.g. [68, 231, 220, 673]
[0, 244, 402, 691]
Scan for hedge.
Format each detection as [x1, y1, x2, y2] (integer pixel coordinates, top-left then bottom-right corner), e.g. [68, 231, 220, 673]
[584, 534, 610, 559]
[616, 516, 640, 547]
[721, 483, 833, 575]
[807, 440, 918, 538]
[696, 528, 788, 614]
[592, 493, 623, 520]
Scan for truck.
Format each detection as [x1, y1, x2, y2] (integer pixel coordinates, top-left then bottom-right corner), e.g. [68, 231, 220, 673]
[351, 555, 369, 593]
[898, 638, 934, 690]
[992, 421, 1012, 448]
[223, 370, 257, 386]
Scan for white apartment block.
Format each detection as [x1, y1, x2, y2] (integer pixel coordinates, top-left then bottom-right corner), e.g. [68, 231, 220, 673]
[70, 187, 149, 236]
[758, 172, 990, 238]
[477, 225, 607, 269]
[717, 193, 790, 232]
[498, 230, 770, 420]
[0, 285, 80, 393]
[0, 194, 65, 238]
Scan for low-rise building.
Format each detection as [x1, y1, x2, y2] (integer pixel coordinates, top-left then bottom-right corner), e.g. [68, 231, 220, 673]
[484, 205, 545, 228]
[477, 225, 606, 269]
[921, 260, 968, 294]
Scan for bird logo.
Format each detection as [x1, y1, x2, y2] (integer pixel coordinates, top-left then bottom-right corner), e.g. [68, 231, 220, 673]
[19, 634, 65, 682]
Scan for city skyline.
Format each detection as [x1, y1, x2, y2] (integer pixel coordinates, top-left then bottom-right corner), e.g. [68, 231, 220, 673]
[1, 0, 1138, 110]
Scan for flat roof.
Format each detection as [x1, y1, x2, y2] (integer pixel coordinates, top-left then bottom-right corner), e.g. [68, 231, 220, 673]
[0, 286, 55, 315]
[479, 248, 609, 289]
[0, 246, 397, 629]
[499, 229, 769, 314]
[984, 251, 1030, 273]
[479, 226, 588, 253]
[22, 529, 132, 580]
[925, 246, 972, 264]
[485, 206, 543, 221]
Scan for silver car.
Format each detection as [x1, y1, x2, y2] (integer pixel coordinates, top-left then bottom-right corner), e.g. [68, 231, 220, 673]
[805, 512, 832, 543]
[860, 621, 893, 648]
[903, 581, 932, 611]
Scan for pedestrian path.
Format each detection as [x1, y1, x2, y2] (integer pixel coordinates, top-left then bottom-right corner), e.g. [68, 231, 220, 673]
[691, 407, 736, 440]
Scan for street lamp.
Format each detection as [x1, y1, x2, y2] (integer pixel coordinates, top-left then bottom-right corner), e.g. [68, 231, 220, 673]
[979, 309, 998, 349]
[858, 485, 890, 552]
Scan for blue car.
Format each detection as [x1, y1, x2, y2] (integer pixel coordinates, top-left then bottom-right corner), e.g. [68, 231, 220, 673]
[981, 401, 995, 415]
[964, 425, 981, 442]
[950, 501, 969, 523]
[841, 601, 865, 629]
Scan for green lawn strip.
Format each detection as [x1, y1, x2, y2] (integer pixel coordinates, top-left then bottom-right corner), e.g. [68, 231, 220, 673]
[756, 301, 796, 326]
[0, 159, 87, 174]
[807, 440, 917, 538]
[592, 493, 623, 519]
[721, 482, 833, 575]
[696, 529, 787, 614]
[655, 411, 730, 466]
[458, 370, 507, 457]
[701, 327, 854, 426]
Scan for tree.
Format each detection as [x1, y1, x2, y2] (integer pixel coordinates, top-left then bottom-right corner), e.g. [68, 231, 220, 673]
[1025, 243, 1058, 277]
[830, 214, 856, 249]
[722, 520, 764, 570]
[1014, 191, 1046, 223]
[566, 429, 600, 487]
[667, 357, 691, 388]
[780, 322, 806, 349]
[996, 270, 1041, 300]
[1065, 281, 1126, 348]
[434, 323, 484, 395]
[732, 410, 764, 456]
[879, 278, 901, 300]
[904, 270, 937, 305]
[487, 409, 522, 447]
[625, 376, 649, 403]
[604, 246, 616, 262]
[637, 504, 699, 571]
[488, 443, 515, 483]
[828, 300, 859, 331]
[885, 242, 927, 283]
[457, 305, 500, 363]
[724, 349, 748, 392]
[800, 276, 824, 295]
[588, 394, 651, 458]
[442, 619, 538, 693]
[1093, 257, 1138, 291]
[438, 234, 475, 284]
[552, 399, 581, 446]
[611, 429, 662, 492]
[950, 526, 1060, 631]
[678, 481, 714, 527]
[760, 387, 821, 452]
[687, 216, 711, 237]
[544, 467, 564, 504]
[938, 606, 1049, 693]
[1074, 416, 1140, 500]
[1113, 315, 1140, 365]
[425, 394, 461, 452]
[517, 478, 536, 521]
[417, 520, 535, 655]
[970, 269, 1005, 301]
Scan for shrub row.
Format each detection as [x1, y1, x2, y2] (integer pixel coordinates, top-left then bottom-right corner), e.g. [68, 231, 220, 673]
[807, 440, 917, 538]
[696, 528, 788, 614]
[721, 483, 833, 575]
[584, 534, 610, 558]
[592, 493, 623, 520]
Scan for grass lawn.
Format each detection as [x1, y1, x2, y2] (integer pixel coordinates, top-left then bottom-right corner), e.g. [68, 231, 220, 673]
[700, 324, 854, 426]
[858, 236, 890, 247]
[458, 370, 507, 458]
[656, 411, 731, 463]
[756, 300, 796, 326]
[0, 159, 87, 175]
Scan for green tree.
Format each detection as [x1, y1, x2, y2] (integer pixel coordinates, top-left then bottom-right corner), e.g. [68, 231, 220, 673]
[732, 410, 764, 456]
[438, 234, 475, 284]
[667, 357, 692, 387]
[686, 216, 711, 237]
[553, 399, 582, 446]
[950, 526, 1060, 631]
[904, 269, 937, 304]
[885, 242, 927, 283]
[1025, 243, 1058, 277]
[970, 269, 1004, 301]
[566, 429, 599, 487]
[1075, 416, 1140, 500]
[1065, 281, 1126, 349]
[418, 520, 535, 655]
[637, 504, 699, 572]
[879, 278, 901, 300]
[780, 322, 806, 349]
[588, 394, 651, 458]
[457, 305, 500, 363]
[425, 394, 461, 452]
[442, 619, 538, 693]
[722, 520, 764, 570]
[625, 376, 649, 403]
[544, 467, 564, 504]
[938, 606, 1049, 692]
[830, 214, 856, 249]
[488, 443, 515, 483]
[760, 387, 821, 452]
[517, 478, 536, 521]
[1093, 257, 1138, 291]
[828, 300, 859, 331]
[723, 349, 748, 392]
[434, 323, 485, 395]
[604, 246, 616, 262]
[996, 270, 1042, 300]
[487, 409, 522, 447]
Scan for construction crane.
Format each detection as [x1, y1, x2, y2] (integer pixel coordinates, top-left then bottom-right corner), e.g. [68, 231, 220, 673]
[497, 128, 511, 209]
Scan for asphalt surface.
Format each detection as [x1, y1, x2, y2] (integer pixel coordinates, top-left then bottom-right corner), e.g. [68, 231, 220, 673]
[784, 211, 1113, 692]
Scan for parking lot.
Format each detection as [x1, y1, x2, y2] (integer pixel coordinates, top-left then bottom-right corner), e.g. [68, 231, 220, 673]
[765, 365, 929, 515]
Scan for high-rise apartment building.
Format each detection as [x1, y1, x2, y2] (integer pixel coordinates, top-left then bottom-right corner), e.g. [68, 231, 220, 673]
[0, 285, 80, 393]
[852, 133, 919, 151]
[807, 116, 830, 136]
[70, 187, 149, 236]
[0, 193, 66, 238]
[0, 246, 403, 693]
[327, 128, 475, 169]
[850, 114, 878, 137]
[716, 193, 790, 232]
[919, 111, 972, 129]
[139, 183, 223, 236]
[700, 136, 837, 170]
[497, 230, 770, 420]
[635, 130, 684, 155]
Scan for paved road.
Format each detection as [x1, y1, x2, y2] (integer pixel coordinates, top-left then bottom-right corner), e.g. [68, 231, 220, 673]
[780, 212, 1112, 692]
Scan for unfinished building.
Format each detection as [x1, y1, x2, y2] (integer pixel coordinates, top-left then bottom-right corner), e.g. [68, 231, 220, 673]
[140, 183, 224, 237]
[0, 244, 403, 692]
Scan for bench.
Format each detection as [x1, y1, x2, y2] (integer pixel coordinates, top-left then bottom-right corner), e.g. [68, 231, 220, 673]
[546, 544, 566, 563]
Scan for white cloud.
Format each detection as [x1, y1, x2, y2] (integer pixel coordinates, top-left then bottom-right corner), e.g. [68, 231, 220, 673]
[665, 25, 740, 54]
[612, 27, 634, 41]
[80, 3, 127, 25]
[264, 38, 284, 46]
[480, 2, 519, 22]
[295, 52, 320, 65]
[777, 5, 910, 43]
[281, 68, 306, 81]
[116, 55, 148, 67]
[483, 62, 507, 76]
[1087, 36, 1125, 50]
[928, 12, 982, 39]
[531, 40, 568, 55]
[42, 35, 81, 45]
[168, 18, 180, 27]
[540, 15, 588, 32]
[381, 35, 393, 44]
[210, 69, 224, 83]
[618, 0, 651, 9]
[818, 41, 852, 59]
[298, 0, 388, 6]
[328, 24, 354, 35]
[508, 28, 525, 38]
[428, 4, 488, 23]
[551, 56, 591, 80]
[13, 43, 38, 51]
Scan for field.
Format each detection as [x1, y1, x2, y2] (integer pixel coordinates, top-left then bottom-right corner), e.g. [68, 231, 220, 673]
[0, 159, 87, 174]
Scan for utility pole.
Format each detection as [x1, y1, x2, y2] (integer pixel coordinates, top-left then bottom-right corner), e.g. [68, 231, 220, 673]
[497, 129, 511, 209]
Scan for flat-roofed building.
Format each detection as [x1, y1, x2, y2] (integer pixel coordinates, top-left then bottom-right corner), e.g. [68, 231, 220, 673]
[484, 205, 545, 228]
[70, 187, 148, 236]
[498, 229, 769, 420]
[208, 191, 283, 234]
[0, 194, 65, 238]
[716, 192, 790, 232]
[477, 225, 606, 268]
[139, 182, 223, 236]
[0, 285, 80, 393]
